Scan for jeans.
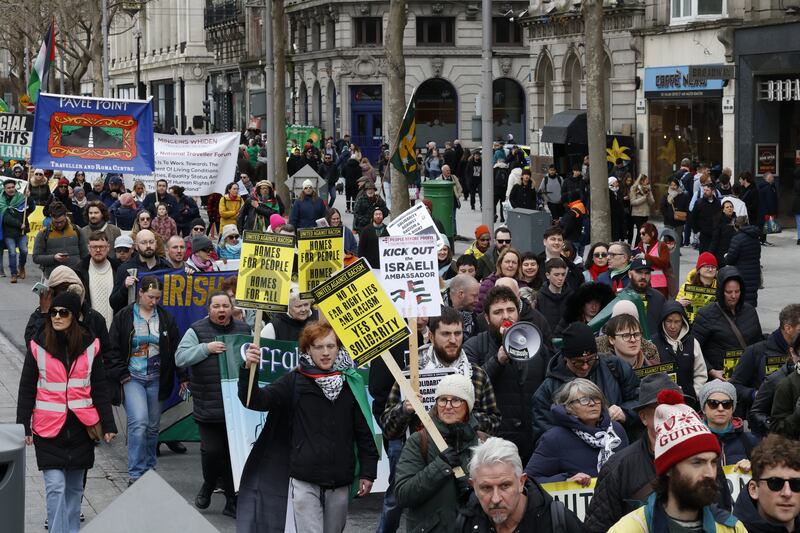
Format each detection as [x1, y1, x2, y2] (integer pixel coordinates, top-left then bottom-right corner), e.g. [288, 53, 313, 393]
[376, 439, 404, 533]
[197, 422, 235, 497]
[42, 469, 84, 533]
[796, 214, 800, 239]
[124, 376, 161, 480]
[4, 235, 27, 276]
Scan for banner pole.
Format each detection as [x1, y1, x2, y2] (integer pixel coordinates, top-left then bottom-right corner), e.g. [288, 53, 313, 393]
[409, 319, 419, 392]
[380, 351, 465, 478]
[246, 309, 264, 407]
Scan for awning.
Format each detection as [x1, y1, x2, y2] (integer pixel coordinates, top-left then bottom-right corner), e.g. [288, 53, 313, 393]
[540, 110, 587, 145]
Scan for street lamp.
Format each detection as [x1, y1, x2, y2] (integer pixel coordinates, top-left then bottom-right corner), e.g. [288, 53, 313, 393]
[123, 1, 144, 99]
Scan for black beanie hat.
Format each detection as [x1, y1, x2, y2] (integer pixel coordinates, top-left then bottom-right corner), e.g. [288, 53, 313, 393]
[191, 218, 206, 229]
[561, 322, 597, 358]
[51, 291, 82, 318]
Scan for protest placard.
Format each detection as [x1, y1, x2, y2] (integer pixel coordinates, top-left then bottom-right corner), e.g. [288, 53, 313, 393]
[0, 113, 33, 161]
[297, 226, 344, 299]
[26, 206, 45, 251]
[313, 258, 410, 367]
[723, 349, 744, 380]
[380, 234, 442, 318]
[30, 93, 155, 173]
[634, 362, 677, 383]
[766, 354, 785, 376]
[124, 132, 239, 195]
[386, 202, 445, 250]
[235, 231, 295, 312]
[682, 285, 717, 323]
[400, 367, 457, 411]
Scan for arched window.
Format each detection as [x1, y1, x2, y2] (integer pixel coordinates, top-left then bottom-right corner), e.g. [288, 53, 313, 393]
[536, 55, 554, 126]
[493, 78, 526, 143]
[565, 54, 582, 110]
[326, 80, 337, 135]
[415, 78, 458, 147]
[312, 81, 322, 128]
[298, 82, 308, 125]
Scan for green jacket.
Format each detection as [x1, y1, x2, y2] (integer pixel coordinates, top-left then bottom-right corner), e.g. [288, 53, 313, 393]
[394, 415, 479, 533]
[769, 367, 800, 438]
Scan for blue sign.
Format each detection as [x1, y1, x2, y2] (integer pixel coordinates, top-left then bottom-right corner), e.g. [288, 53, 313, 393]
[644, 66, 724, 97]
[30, 93, 155, 173]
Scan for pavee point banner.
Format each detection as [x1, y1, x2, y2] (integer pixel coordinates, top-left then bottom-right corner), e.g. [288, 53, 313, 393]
[312, 258, 410, 367]
[125, 132, 239, 195]
[0, 113, 33, 161]
[235, 231, 295, 311]
[30, 93, 155, 173]
[297, 226, 343, 299]
[379, 234, 442, 318]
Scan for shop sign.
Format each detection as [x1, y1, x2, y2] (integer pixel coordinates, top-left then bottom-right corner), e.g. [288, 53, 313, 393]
[755, 143, 779, 176]
[765, 79, 800, 102]
[687, 64, 735, 81]
[644, 66, 724, 98]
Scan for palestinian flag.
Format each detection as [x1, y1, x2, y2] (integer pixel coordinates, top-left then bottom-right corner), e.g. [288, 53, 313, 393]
[28, 22, 56, 103]
[389, 88, 420, 183]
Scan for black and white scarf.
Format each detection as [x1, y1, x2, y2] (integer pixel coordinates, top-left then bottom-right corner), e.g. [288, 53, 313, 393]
[298, 349, 353, 401]
[419, 344, 473, 379]
[572, 420, 622, 473]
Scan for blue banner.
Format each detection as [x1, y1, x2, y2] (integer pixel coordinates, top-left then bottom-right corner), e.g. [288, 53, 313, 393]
[30, 93, 155, 173]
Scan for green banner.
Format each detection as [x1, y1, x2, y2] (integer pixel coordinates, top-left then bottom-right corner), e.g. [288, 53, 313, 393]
[285, 125, 322, 155]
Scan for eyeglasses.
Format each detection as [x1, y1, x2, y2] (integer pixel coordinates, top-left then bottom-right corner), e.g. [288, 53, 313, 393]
[757, 478, 800, 492]
[568, 355, 598, 367]
[436, 397, 464, 408]
[607, 252, 624, 257]
[705, 399, 734, 410]
[614, 331, 642, 342]
[569, 396, 600, 407]
[593, 252, 608, 258]
[496, 239, 511, 244]
[88, 244, 108, 250]
[49, 308, 72, 318]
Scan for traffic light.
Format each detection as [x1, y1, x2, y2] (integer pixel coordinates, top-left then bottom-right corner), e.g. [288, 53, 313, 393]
[202, 99, 210, 117]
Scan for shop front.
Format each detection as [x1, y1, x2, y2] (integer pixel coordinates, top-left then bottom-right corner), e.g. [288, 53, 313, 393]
[644, 66, 724, 196]
[735, 22, 800, 221]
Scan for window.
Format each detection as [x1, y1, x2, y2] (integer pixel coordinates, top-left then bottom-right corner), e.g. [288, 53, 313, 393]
[297, 24, 307, 52]
[416, 17, 455, 46]
[671, 0, 725, 22]
[354, 17, 382, 46]
[492, 18, 522, 46]
[312, 23, 321, 51]
[326, 19, 336, 49]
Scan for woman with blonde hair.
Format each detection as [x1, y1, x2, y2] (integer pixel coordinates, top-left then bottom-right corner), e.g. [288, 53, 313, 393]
[629, 173, 654, 244]
[474, 247, 526, 313]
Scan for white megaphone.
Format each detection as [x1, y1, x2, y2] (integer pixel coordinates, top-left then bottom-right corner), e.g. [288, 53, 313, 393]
[502, 321, 543, 361]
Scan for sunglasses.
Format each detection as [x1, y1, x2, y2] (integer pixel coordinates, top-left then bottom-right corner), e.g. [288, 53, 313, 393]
[593, 252, 608, 258]
[193, 227, 205, 232]
[757, 477, 800, 492]
[705, 399, 734, 410]
[49, 308, 72, 318]
[227, 235, 240, 240]
[496, 239, 511, 244]
[34, 172, 43, 175]
[139, 216, 151, 221]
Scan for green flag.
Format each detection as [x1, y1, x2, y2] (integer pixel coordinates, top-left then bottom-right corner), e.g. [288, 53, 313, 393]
[389, 89, 420, 183]
[0, 98, 8, 113]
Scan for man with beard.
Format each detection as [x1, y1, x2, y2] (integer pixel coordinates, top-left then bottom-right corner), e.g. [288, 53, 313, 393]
[456, 437, 583, 532]
[627, 257, 666, 335]
[110, 229, 171, 313]
[143, 178, 179, 219]
[609, 388, 746, 532]
[463, 286, 549, 464]
[442, 274, 481, 341]
[377, 307, 500, 533]
[357, 205, 387, 269]
[79, 201, 122, 259]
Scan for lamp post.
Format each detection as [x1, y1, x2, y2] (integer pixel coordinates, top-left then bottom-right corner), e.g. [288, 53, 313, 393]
[123, 2, 144, 99]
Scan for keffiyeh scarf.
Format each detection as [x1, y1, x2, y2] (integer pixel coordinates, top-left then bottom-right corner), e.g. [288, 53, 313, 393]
[298, 349, 353, 401]
[573, 419, 622, 473]
[419, 345, 473, 379]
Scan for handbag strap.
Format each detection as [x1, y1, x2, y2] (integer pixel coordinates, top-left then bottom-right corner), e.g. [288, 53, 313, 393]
[716, 302, 748, 350]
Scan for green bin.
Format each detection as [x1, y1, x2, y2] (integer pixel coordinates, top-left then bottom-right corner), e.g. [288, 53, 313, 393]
[423, 179, 455, 242]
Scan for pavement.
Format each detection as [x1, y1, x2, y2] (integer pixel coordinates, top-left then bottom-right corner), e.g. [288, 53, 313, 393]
[0, 195, 797, 531]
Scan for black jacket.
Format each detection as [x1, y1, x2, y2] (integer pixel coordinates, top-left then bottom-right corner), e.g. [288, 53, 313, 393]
[725, 225, 762, 307]
[730, 330, 789, 418]
[692, 195, 722, 238]
[734, 485, 800, 533]
[536, 252, 584, 292]
[749, 362, 794, 436]
[106, 303, 182, 402]
[358, 223, 387, 269]
[739, 183, 760, 226]
[652, 300, 701, 406]
[508, 182, 537, 210]
[692, 267, 763, 371]
[535, 283, 573, 332]
[143, 191, 179, 219]
[110, 256, 172, 313]
[555, 282, 615, 335]
[239, 368, 378, 488]
[710, 214, 736, 267]
[629, 286, 665, 338]
[660, 191, 689, 228]
[16, 328, 117, 471]
[456, 478, 584, 532]
[72, 256, 120, 306]
[463, 330, 550, 463]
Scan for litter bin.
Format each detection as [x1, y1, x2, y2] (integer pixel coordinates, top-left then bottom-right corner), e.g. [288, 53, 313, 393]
[0, 424, 25, 531]
[506, 208, 554, 255]
[422, 179, 455, 242]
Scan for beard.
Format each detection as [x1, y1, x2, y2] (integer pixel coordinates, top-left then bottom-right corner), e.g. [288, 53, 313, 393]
[139, 248, 156, 259]
[433, 343, 459, 364]
[670, 470, 718, 511]
[488, 506, 509, 524]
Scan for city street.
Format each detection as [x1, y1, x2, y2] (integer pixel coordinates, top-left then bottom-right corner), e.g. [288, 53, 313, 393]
[0, 200, 797, 531]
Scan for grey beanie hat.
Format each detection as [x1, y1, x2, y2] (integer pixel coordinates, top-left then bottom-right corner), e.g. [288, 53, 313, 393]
[699, 379, 737, 412]
[192, 234, 214, 252]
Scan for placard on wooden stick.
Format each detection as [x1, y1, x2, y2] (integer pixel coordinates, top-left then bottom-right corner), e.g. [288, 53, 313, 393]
[235, 231, 295, 312]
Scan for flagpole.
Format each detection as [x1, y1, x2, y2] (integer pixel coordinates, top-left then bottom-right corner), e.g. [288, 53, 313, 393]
[481, 0, 493, 228]
[59, 22, 65, 94]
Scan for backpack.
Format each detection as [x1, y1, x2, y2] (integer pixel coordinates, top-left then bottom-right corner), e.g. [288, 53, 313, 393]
[494, 167, 510, 193]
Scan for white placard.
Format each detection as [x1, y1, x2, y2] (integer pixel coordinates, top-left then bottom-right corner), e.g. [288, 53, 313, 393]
[379, 234, 442, 318]
[125, 132, 240, 195]
[386, 202, 445, 250]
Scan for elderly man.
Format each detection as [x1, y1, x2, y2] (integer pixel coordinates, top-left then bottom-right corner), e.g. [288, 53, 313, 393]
[32, 200, 88, 277]
[597, 240, 633, 292]
[456, 437, 583, 532]
[110, 229, 171, 313]
[165, 235, 187, 269]
[79, 201, 122, 259]
[443, 274, 481, 341]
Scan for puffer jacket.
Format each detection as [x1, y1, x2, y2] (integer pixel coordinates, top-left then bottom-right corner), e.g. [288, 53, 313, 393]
[708, 418, 759, 466]
[692, 267, 762, 373]
[532, 354, 640, 442]
[730, 329, 789, 417]
[16, 328, 117, 471]
[394, 415, 480, 533]
[749, 361, 793, 436]
[525, 405, 628, 483]
[725, 225, 762, 307]
[464, 330, 549, 463]
[768, 368, 800, 438]
[608, 493, 746, 533]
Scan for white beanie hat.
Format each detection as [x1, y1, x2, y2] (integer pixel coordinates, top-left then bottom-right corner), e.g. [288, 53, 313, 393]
[302, 179, 314, 189]
[435, 374, 475, 412]
[611, 300, 638, 319]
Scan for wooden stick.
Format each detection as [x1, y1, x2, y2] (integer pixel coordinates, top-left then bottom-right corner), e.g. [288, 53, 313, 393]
[246, 309, 264, 407]
[409, 319, 419, 392]
[380, 351, 465, 478]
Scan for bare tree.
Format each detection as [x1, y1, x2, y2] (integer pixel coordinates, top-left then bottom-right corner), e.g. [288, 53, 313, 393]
[583, 0, 610, 242]
[272, 0, 290, 208]
[385, 0, 410, 213]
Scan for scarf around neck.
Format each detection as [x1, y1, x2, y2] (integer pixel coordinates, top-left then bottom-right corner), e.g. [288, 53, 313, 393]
[572, 415, 622, 472]
[588, 263, 608, 280]
[191, 254, 214, 272]
[419, 345, 473, 379]
[298, 349, 353, 401]
[611, 262, 632, 278]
